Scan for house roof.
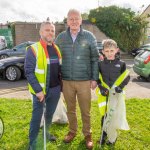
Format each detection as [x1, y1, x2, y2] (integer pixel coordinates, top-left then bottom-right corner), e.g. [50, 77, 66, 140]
[141, 4, 150, 16]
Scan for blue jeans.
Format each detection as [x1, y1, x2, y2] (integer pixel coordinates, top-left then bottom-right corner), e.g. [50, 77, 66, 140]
[29, 85, 60, 145]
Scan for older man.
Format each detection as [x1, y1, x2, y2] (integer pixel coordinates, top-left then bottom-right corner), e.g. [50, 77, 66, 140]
[55, 9, 99, 149]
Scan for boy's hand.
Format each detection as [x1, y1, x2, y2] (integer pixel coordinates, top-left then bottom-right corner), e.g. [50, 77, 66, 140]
[98, 84, 109, 96]
[115, 86, 122, 93]
[101, 89, 109, 96]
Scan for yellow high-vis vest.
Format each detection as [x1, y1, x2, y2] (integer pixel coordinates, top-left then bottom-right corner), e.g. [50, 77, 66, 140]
[27, 41, 62, 95]
[96, 69, 129, 116]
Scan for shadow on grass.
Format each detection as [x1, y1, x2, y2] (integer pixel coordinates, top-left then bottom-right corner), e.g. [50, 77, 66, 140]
[77, 139, 87, 150]
[57, 141, 74, 150]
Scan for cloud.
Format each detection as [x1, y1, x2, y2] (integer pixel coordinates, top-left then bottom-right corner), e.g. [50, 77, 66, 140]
[0, 0, 149, 23]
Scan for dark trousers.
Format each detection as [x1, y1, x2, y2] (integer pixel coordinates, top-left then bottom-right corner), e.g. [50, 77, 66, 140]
[29, 85, 61, 145]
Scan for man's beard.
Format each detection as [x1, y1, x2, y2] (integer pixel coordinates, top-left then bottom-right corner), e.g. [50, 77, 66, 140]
[42, 36, 54, 45]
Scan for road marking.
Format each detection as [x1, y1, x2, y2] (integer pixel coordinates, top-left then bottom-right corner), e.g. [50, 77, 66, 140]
[0, 87, 28, 95]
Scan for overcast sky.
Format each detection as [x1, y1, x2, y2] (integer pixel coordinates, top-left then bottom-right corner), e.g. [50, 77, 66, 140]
[0, 0, 149, 23]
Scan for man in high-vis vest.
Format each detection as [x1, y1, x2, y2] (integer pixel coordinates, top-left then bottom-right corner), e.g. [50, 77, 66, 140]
[24, 21, 62, 149]
[96, 39, 130, 146]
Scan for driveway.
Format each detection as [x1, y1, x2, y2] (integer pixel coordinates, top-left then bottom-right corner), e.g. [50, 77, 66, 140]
[124, 59, 150, 99]
[0, 59, 150, 99]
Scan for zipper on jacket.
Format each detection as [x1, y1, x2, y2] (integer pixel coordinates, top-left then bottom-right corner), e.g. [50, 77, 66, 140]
[71, 42, 75, 80]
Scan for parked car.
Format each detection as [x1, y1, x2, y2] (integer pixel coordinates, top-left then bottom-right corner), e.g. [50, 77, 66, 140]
[97, 41, 103, 52]
[133, 49, 150, 81]
[97, 41, 104, 60]
[131, 43, 150, 57]
[0, 41, 35, 59]
[0, 57, 25, 81]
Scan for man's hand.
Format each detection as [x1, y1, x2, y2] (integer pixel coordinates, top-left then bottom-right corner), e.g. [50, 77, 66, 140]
[36, 91, 45, 102]
[91, 80, 97, 90]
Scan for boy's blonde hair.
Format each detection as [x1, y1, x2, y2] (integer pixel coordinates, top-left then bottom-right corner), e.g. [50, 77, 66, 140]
[102, 39, 118, 49]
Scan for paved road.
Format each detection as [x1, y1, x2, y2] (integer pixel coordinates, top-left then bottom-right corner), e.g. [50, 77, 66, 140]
[124, 59, 150, 99]
[0, 59, 150, 99]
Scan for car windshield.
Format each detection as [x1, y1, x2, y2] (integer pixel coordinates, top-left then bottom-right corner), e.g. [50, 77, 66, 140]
[13, 43, 25, 49]
[138, 50, 150, 59]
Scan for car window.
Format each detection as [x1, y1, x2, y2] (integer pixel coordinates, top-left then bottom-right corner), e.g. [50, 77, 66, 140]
[12, 42, 34, 53]
[97, 42, 103, 51]
[13, 43, 25, 50]
[138, 51, 150, 59]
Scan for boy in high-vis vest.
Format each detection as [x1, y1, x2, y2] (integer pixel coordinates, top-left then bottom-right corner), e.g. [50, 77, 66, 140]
[96, 39, 130, 146]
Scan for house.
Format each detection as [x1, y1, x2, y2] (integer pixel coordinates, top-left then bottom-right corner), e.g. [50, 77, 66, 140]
[11, 21, 108, 45]
[141, 4, 150, 44]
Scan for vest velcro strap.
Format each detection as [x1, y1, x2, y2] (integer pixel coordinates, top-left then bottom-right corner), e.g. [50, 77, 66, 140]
[112, 85, 117, 89]
[40, 83, 45, 88]
[47, 58, 50, 64]
[35, 69, 44, 74]
[98, 101, 106, 108]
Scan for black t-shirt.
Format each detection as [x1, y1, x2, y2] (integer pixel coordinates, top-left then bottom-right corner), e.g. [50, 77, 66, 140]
[47, 45, 60, 88]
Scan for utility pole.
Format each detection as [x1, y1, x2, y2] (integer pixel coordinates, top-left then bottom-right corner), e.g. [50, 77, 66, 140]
[98, 0, 100, 7]
[47, 17, 50, 22]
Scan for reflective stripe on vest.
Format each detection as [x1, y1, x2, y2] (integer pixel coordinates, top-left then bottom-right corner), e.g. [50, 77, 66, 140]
[96, 69, 129, 116]
[112, 69, 130, 88]
[53, 44, 62, 65]
[27, 42, 62, 95]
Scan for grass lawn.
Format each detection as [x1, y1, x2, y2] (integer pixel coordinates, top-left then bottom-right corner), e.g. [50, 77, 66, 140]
[0, 98, 150, 150]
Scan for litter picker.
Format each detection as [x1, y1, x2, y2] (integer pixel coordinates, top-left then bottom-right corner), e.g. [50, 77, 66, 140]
[43, 100, 46, 150]
[99, 94, 109, 147]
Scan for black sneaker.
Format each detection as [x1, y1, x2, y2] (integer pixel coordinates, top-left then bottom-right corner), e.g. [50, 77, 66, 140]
[47, 133, 56, 142]
[28, 146, 33, 150]
[28, 142, 36, 150]
[97, 138, 106, 145]
[97, 131, 107, 145]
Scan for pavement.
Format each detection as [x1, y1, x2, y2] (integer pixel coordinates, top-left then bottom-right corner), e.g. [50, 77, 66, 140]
[0, 59, 150, 100]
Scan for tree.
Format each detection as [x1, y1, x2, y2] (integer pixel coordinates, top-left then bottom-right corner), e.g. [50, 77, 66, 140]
[88, 6, 148, 52]
[81, 13, 89, 20]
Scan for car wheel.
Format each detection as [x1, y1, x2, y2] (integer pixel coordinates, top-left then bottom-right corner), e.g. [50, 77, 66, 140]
[5, 66, 21, 81]
[0, 55, 8, 59]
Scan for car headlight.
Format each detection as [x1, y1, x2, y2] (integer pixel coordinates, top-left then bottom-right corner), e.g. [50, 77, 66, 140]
[0, 62, 4, 67]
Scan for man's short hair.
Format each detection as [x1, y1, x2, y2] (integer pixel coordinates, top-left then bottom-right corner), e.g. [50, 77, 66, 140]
[67, 9, 81, 18]
[102, 39, 118, 49]
[40, 21, 54, 31]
